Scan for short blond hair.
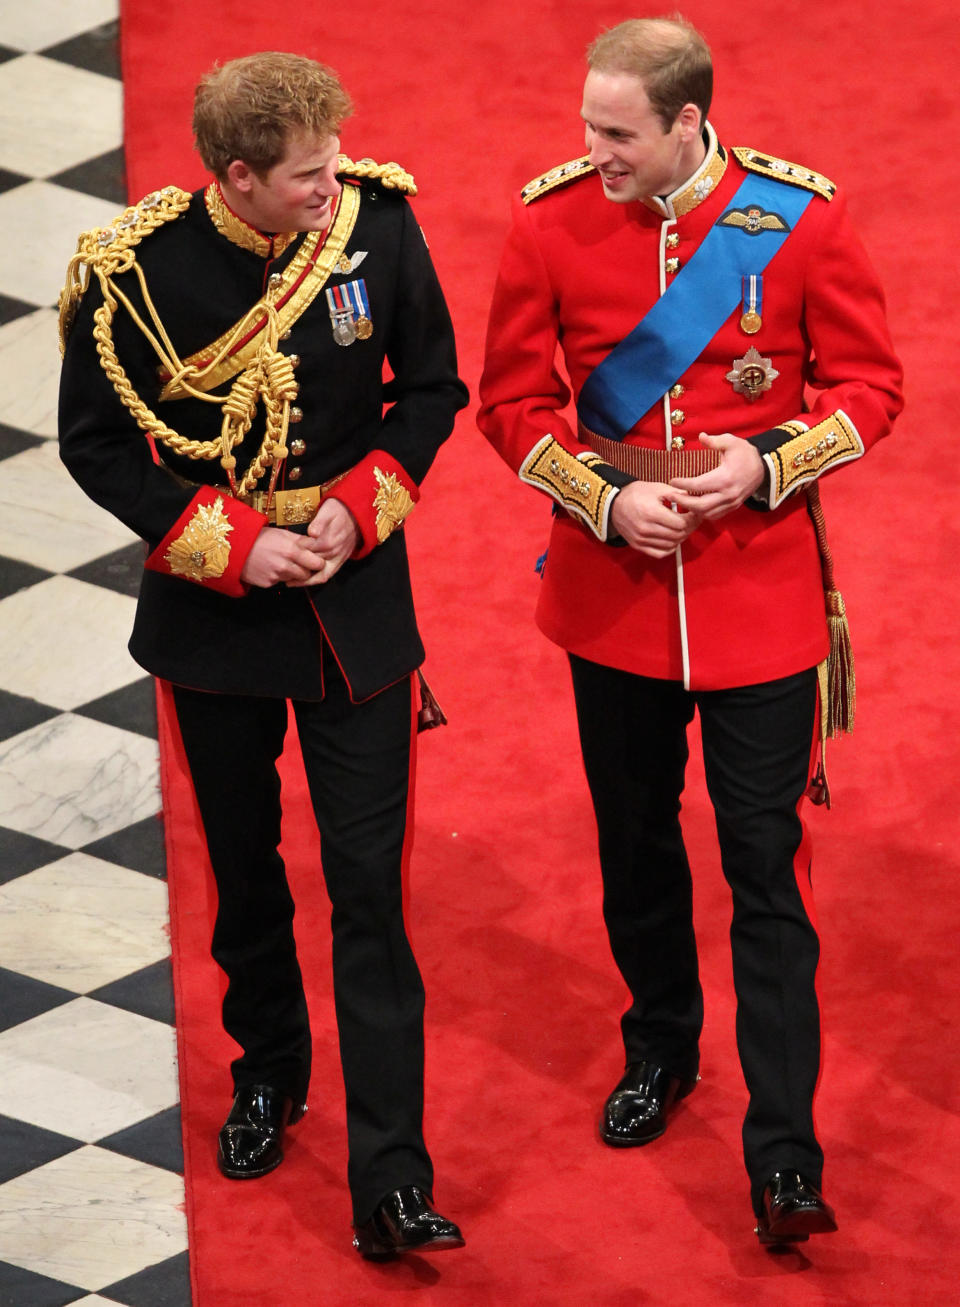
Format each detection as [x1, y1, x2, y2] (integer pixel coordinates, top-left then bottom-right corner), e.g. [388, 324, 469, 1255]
[587, 16, 712, 131]
[193, 51, 353, 178]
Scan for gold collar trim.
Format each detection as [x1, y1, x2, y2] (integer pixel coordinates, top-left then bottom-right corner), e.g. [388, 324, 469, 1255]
[161, 183, 361, 401]
[204, 182, 297, 258]
[642, 122, 727, 220]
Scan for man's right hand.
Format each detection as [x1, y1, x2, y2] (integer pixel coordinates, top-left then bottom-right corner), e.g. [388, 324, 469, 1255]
[239, 527, 329, 587]
[609, 481, 702, 558]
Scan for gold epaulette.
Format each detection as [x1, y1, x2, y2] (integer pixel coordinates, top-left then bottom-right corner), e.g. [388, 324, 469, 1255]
[337, 154, 417, 196]
[521, 156, 595, 204]
[58, 185, 192, 352]
[732, 147, 835, 201]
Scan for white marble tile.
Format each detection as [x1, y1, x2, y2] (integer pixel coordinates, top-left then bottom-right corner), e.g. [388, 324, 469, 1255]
[0, 1, 120, 55]
[0, 576, 141, 710]
[0, 998, 179, 1141]
[0, 853, 169, 992]
[65, 1299, 127, 1306]
[0, 1145, 185, 1292]
[0, 440, 138, 568]
[0, 308, 62, 437]
[0, 713, 159, 849]
[0, 180, 120, 307]
[0, 56, 122, 177]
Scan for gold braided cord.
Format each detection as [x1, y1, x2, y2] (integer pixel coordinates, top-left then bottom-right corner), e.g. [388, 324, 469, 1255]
[337, 153, 417, 195]
[61, 185, 308, 502]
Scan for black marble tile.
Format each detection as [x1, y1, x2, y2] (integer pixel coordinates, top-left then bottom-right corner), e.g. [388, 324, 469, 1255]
[0, 1260, 84, 1307]
[89, 959, 175, 1027]
[0, 554, 54, 599]
[0, 688, 60, 742]
[0, 166, 30, 195]
[74, 677, 157, 739]
[0, 46, 21, 67]
[39, 21, 121, 81]
[81, 814, 167, 880]
[0, 425, 45, 460]
[98, 1106, 183, 1175]
[0, 968, 75, 1034]
[0, 1113, 82, 1185]
[0, 292, 37, 326]
[101, 1251, 191, 1307]
[68, 541, 146, 598]
[0, 828, 69, 884]
[49, 146, 127, 207]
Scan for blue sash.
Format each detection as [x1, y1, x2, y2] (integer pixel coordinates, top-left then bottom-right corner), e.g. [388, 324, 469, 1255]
[577, 173, 813, 441]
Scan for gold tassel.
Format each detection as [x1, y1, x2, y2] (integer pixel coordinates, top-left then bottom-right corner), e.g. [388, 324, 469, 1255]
[416, 669, 447, 732]
[825, 588, 856, 737]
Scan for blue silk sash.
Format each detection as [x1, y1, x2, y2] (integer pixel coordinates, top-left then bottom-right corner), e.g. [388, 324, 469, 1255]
[576, 172, 813, 440]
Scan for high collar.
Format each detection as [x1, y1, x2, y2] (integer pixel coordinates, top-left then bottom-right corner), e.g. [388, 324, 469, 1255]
[641, 122, 727, 221]
[204, 181, 297, 258]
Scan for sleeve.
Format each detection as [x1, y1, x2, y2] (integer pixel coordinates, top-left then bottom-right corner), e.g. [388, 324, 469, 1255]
[58, 276, 266, 597]
[477, 193, 629, 542]
[325, 196, 469, 558]
[747, 189, 904, 509]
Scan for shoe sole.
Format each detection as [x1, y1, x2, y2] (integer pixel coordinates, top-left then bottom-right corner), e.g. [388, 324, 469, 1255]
[354, 1233, 465, 1260]
[757, 1211, 838, 1246]
[599, 1122, 667, 1147]
[217, 1148, 284, 1180]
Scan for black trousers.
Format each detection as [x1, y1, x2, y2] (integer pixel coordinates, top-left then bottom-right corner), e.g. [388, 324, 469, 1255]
[569, 655, 823, 1212]
[171, 666, 432, 1224]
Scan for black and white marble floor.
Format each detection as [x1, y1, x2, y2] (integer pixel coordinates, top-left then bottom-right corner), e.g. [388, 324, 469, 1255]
[0, 5, 190, 1303]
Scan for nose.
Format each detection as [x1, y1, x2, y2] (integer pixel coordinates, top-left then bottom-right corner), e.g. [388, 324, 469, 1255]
[586, 129, 611, 167]
[320, 161, 341, 198]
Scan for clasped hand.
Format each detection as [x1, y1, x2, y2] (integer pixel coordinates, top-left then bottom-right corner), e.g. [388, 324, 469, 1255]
[610, 433, 766, 558]
[239, 498, 360, 588]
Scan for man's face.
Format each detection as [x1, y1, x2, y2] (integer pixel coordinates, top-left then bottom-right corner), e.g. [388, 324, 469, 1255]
[581, 70, 692, 203]
[237, 132, 342, 232]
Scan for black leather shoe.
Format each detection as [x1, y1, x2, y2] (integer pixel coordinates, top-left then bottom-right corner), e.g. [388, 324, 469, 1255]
[600, 1060, 697, 1147]
[756, 1170, 838, 1245]
[217, 1084, 306, 1179]
[353, 1186, 465, 1260]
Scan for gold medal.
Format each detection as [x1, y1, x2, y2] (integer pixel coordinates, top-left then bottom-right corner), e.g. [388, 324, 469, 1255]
[355, 315, 373, 340]
[740, 309, 762, 334]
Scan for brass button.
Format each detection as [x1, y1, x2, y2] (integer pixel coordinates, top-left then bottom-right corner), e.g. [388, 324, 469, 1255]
[290, 438, 306, 456]
[288, 466, 302, 482]
[289, 406, 303, 423]
[666, 232, 680, 249]
[665, 257, 680, 274]
[268, 273, 282, 289]
[669, 383, 685, 399]
[670, 409, 685, 425]
[280, 329, 291, 341]
[671, 436, 685, 450]
[287, 354, 300, 368]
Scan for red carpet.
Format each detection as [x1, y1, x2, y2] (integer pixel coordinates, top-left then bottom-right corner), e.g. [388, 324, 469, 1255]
[126, 0, 960, 1301]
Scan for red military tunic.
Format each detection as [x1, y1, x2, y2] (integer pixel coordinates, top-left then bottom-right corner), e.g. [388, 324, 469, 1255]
[478, 125, 903, 689]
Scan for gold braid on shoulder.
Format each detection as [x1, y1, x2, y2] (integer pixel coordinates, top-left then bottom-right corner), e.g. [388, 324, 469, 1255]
[57, 186, 302, 503]
[337, 154, 417, 195]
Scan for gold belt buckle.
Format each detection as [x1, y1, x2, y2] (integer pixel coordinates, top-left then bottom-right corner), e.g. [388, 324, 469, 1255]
[273, 485, 323, 525]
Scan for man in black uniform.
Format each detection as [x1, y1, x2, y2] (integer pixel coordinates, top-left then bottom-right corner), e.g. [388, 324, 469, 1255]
[58, 51, 467, 1259]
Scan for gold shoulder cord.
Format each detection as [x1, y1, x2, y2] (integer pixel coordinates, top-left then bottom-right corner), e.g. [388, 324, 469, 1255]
[337, 154, 417, 195]
[58, 184, 358, 507]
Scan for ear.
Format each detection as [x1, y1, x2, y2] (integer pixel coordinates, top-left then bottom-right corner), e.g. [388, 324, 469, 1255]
[225, 159, 256, 194]
[675, 102, 703, 141]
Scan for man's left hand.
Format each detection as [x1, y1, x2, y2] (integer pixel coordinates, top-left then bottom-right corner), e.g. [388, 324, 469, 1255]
[668, 432, 766, 520]
[287, 498, 360, 586]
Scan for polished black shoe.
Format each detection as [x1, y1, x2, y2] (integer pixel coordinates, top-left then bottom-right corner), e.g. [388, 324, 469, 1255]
[217, 1084, 306, 1179]
[600, 1060, 697, 1147]
[353, 1186, 465, 1260]
[756, 1170, 838, 1246]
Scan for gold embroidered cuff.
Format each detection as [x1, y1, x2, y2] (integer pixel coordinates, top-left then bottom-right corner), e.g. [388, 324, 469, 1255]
[518, 436, 617, 540]
[373, 467, 416, 543]
[164, 495, 234, 581]
[764, 410, 864, 508]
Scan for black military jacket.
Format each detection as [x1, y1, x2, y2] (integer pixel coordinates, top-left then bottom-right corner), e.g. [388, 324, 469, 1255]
[58, 170, 467, 701]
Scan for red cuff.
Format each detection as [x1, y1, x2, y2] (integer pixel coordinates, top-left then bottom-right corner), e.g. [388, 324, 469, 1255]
[145, 487, 266, 597]
[326, 451, 420, 559]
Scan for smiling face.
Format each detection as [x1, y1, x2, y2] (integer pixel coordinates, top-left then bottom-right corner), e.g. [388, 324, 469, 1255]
[224, 132, 342, 233]
[581, 69, 704, 204]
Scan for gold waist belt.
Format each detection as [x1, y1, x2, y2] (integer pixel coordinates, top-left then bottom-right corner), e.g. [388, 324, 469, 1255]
[172, 470, 348, 526]
[580, 425, 721, 481]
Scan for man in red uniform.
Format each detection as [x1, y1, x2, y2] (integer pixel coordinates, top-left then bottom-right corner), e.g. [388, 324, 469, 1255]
[479, 16, 902, 1244]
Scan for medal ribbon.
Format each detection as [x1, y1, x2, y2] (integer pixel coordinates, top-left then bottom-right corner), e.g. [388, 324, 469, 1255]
[577, 172, 813, 441]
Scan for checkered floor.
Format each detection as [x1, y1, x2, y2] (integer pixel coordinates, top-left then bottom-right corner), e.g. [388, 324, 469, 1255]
[0, 5, 190, 1304]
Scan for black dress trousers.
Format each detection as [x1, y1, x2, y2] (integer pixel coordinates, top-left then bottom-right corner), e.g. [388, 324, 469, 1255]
[569, 655, 823, 1210]
[171, 661, 433, 1224]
